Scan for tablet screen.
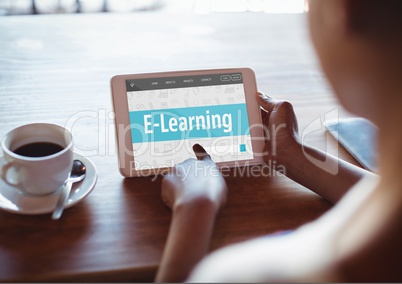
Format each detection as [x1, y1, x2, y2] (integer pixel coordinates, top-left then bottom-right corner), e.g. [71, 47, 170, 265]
[126, 73, 254, 170]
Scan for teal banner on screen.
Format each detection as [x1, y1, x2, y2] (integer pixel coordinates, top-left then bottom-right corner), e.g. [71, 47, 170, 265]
[129, 104, 250, 143]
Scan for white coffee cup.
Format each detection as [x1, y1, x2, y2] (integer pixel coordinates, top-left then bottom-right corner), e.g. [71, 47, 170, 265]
[1, 123, 74, 196]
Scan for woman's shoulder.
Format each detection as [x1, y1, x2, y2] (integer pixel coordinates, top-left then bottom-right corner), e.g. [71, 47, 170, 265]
[188, 174, 382, 282]
[334, 175, 402, 281]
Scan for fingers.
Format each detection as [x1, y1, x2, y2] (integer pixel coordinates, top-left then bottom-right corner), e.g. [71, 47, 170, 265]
[161, 175, 175, 209]
[257, 92, 294, 117]
[257, 91, 276, 112]
[260, 108, 269, 127]
[193, 143, 212, 161]
[258, 92, 274, 129]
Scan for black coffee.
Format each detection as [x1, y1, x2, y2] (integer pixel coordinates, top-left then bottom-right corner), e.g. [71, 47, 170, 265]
[13, 142, 64, 157]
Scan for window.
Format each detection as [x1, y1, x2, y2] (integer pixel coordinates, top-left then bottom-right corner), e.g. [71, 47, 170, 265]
[0, 0, 307, 15]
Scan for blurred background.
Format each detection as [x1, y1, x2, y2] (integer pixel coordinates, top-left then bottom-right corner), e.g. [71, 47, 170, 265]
[0, 0, 307, 15]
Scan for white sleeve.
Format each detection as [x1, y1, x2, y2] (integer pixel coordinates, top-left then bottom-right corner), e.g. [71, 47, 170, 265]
[188, 175, 379, 282]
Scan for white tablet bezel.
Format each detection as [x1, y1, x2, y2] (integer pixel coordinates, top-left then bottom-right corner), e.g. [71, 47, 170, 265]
[111, 67, 265, 177]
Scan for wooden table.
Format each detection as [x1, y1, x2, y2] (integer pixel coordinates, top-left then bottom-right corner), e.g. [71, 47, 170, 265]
[0, 12, 359, 282]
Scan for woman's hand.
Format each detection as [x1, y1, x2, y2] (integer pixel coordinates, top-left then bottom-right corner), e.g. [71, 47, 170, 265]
[161, 144, 227, 212]
[257, 91, 369, 204]
[156, 144, 227, 282]
[257, 92, 301, 165]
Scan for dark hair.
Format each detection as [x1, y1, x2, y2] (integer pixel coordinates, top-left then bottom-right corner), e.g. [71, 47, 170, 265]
[351, 0, 402, 40]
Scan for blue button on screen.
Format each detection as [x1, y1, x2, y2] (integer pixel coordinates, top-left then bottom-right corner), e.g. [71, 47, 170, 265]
[239, 144, 246, 152]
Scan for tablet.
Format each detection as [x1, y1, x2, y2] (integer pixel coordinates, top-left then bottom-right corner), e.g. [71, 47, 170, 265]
[111, 68, 264, 177]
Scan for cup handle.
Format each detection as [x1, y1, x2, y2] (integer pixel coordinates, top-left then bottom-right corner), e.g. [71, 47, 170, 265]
[1, 161, 23, 188]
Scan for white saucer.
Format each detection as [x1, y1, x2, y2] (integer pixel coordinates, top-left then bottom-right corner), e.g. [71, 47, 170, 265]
[0, 152, 97, 215]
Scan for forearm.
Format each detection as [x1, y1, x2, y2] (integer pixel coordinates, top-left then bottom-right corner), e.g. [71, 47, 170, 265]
[280, 142, 373, 204]
[155, 200, 218, 282]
